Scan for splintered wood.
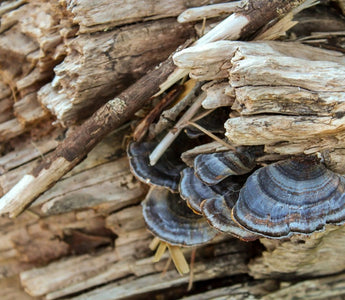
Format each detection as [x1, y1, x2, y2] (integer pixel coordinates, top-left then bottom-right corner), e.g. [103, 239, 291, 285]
[174, 40, 345, 167]
[1, 0, 345, 300]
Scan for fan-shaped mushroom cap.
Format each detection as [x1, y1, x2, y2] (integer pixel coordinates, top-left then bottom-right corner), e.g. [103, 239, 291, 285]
[201, 196, 259, 241]
[128, 141, 185, 192]
[179, 168, 258, 240]
[179, 167, 217, 214]
[194, 150, 256, 185]
[142, 188, 218, 246]
[232, 158, 345, 239]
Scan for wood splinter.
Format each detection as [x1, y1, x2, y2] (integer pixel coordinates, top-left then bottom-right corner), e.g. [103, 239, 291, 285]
[0, 0, 307, 217]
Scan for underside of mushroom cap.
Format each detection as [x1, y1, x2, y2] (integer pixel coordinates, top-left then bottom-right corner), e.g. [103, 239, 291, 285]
[142, 188, 218, 246]
[128, 141, 185, 192]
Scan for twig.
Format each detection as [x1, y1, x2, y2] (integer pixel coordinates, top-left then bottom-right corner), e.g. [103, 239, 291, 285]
[157, 0, 306, 94]
[0, 57, 178, 217]
[187, 248, 197, 291]
[149, 93, 205, 166]
[0, 0, 307, 217]
[187, 121, 236, 151]
[150, 80, 202, 137]
[177, 2, 244, 23]
[133, 85, 183, 142]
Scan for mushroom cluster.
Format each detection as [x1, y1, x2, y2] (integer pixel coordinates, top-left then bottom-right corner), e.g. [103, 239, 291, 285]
[128, 110, 345, 248]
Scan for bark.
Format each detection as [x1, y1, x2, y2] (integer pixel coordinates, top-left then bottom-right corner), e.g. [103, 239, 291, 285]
[1, 1, 345, 300]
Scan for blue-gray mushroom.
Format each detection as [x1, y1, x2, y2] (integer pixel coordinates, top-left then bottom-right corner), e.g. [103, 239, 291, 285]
[194, 150, 256, 185]
[142, 188, 218, 246]
[232, 158, 345, 239]
[128, 141, 185, 192]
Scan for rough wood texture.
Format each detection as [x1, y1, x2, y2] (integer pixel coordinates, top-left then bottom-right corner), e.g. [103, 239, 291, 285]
[250, 225, 345, 279]
[64, 0, 224, 34]
[1, 1, 345, 300]
[0, 0, 309, 219]
[39, 19, 193, 125]
[175, 40, 345, 156]
[173, 40, 345, 81]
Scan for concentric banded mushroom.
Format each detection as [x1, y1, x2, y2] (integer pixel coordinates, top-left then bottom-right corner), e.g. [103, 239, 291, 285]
[128, 141, 185, 192]
[201, 196, 259, 241]
[194, 150, 256, 185]
[179, 167, 218, 214]
[179, 167, 259, 241]
[142, 187, 218, 246]
[232, 158, 345, 238]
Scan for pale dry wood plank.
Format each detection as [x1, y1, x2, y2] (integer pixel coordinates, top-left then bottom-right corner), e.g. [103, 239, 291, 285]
[13, 93, 48, 126]
[178, 1, 243, 23]
[37, 158, 146, 215]
[39, 18, 192, 125]
[230, 55, 345, 92]
[65, 0, 185, 33]
[232, 86, 345, 116]
[173, 40, 345, 81]
[250, 225, 345, 279]
[263, 273, 345, 300]
[65, 0, 228, 34]
[201, 80, 235, 109]
[0, 276, 36, 300]
[225, 115, 345, 147]
[0, 119, 25, 142]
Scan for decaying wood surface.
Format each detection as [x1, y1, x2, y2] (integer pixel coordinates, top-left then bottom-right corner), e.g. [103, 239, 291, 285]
[1, 0, 345, 299]
[175, 40, 345, 163]
[0, 0, 310, 219]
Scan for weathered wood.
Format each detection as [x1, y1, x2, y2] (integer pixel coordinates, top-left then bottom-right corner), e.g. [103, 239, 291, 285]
[39, 19, 193, 125]
[225, 115, 345, 150]
[0, 0, 72, 142]
[0, 55, 178, 217]
[0, 0, 309, 218]
[65, 0, 221, 34]
[201, 80, 235, 109]
[262, 273, 345, 300]
[0, 119, 25, 143]
[173, 40, 345, 81]
[1, 1, 345, 299]
[231, 86, 345, 116]
[322, 148, 345, 175]
[177, 1, 243, 23]
[0, 276, 35, 300]
[13, 93, 48, 126]
[159, 0, 307, 93]
[250, 225, 345, 279]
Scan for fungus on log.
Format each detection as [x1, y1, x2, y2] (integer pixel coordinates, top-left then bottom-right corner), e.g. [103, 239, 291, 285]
[1, 0, 345, 299]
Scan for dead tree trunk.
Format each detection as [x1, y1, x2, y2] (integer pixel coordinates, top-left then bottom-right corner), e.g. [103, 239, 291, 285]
[0, 1, 345, 299]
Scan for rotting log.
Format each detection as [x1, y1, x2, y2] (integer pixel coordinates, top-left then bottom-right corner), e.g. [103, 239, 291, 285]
[0, 0, 308, 218]
[1, 1, 345, 299]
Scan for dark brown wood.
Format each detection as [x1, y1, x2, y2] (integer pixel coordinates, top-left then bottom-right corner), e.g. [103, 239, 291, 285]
[133, 85, 184, 142]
